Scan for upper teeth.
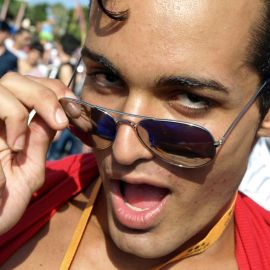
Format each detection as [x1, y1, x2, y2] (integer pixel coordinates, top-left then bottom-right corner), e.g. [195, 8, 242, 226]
[124, 201, 149, 212]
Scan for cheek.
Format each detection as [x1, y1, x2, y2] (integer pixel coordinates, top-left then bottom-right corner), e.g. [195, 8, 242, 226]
[93, 149, 111, 177]
[196, 114, 259, 205]
[215, 110, 258, 175]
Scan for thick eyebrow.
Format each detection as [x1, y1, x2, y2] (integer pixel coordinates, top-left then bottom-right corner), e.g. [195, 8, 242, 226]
[81, 46, 120, 77]
[156, 76, 229, 94]
[81, 46, 229, 94]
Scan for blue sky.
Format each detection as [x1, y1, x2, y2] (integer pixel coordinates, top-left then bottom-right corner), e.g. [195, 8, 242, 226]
[27, 0, 90, 8]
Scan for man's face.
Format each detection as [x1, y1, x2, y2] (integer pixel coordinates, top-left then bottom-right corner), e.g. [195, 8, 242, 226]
[28, 49, 41, 66]
[15, 31, 31, 49]
[82, 0, 263, 258]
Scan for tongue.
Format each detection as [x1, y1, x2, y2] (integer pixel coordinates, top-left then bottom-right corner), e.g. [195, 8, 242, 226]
[124, 183, 168, 209]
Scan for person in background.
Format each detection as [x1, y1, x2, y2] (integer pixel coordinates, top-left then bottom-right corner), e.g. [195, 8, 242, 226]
[0, 20, 17, 77]
[5, 27, 31, 60]
[47, 34, 82, 160]
[5, 13, 16, 36]
[18, 41, 46, 77]
[50, 33, 81, 87]
[240, 137, 270, 210]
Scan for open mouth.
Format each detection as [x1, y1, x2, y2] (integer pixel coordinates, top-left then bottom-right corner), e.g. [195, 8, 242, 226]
[120, 181, 169, 211]
[111, 180, 170, 230]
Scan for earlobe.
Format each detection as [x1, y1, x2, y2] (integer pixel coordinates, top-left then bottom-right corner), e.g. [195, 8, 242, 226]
[257, 109, 270, 137]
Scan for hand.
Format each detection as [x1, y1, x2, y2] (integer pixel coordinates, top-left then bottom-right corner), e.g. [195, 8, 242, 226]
[0, 73, 73, 234]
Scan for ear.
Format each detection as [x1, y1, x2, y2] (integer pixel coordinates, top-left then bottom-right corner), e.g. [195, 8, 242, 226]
[257, 109, 270, 137]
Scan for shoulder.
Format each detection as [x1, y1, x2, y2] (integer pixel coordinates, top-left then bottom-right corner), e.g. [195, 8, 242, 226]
[4, 49, 17, 61]
[59, 61, 74, 68]
[239, 138, 270, 211]
[235, 192, 270, 269]
[46, 152, 97, 170]
[0, 154, 99, 267]
[58, 62, 74, 74]
[0, 49, 17, 62]
[235, 192, 270, 228]
[56, 62, 74, 84]
[43, 153, 99, 196]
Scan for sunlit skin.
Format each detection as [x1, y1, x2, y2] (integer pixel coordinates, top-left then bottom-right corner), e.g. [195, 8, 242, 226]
[80, 0, 264, 265]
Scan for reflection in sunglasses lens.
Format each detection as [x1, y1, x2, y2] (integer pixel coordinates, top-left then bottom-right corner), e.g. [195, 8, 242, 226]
[91, 108, 117, 140]
[137, 119, 215, 167]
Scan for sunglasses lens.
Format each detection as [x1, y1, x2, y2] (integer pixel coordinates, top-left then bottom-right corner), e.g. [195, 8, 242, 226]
[60, 98, 116, 149]
[137, 119, 216, 167]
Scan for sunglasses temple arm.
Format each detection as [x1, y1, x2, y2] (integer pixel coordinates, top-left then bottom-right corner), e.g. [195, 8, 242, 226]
[67, 55, 83, 89]
[215, 79, 270, 147]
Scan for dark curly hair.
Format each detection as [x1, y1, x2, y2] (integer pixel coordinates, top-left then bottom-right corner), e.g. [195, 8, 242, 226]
[95, 0, 270, 120]
[97, 0, 128, 21]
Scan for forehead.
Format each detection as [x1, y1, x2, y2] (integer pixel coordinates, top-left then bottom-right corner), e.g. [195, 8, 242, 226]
[88, 0, 263, 88]
[29, 49, 40, 54]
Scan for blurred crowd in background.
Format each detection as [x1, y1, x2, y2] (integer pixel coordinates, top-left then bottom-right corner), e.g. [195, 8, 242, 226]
[0, 0, 90, 160]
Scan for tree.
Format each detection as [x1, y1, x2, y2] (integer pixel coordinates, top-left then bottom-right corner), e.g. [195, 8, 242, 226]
[0, 0, 21, 21]
[25, 4, 48, 26]
[0, 1, 48, 27]
[0, 0, 87, 43]
[66, 5, 88, 43]
[49, 3, 69, 37]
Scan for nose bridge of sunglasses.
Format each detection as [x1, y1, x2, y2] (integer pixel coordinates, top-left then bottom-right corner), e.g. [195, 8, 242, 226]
[112, 116, 154, 157]
[114, 118, 138, 130]
[105, 107, 146, 129]
[112, 114, 148, 147]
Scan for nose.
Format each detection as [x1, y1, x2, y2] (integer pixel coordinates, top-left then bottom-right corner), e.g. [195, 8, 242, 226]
[112, 119, 153, 166]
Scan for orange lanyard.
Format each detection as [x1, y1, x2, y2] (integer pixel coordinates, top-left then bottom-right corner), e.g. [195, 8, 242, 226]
[60, 178, 102, 270]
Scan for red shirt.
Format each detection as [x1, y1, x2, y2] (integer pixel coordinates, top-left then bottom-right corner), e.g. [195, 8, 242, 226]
[235, 192, 270, 269]
[0, 153, 269, 269]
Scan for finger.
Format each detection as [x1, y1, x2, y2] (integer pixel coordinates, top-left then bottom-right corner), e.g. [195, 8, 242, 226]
[0, 161, 6, 206]
[27, 76, 77, 99]
[26, 114, 56, 164]
[60, 99, 95, 146]
[0, 86, 29, 151]
[1, 73, 69, 131]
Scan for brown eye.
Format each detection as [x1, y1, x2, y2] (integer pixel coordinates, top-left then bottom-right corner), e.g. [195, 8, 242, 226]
[90, 72, 122, 88]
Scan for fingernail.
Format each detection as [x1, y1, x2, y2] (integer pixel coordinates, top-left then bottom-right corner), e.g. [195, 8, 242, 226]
[14, 134, 26, 150]
[55, 108, 68, 124]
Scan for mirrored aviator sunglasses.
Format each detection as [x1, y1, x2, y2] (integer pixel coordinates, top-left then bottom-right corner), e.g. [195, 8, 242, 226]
[59, 72, 270, 169]
[59, 98, 217, 168]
